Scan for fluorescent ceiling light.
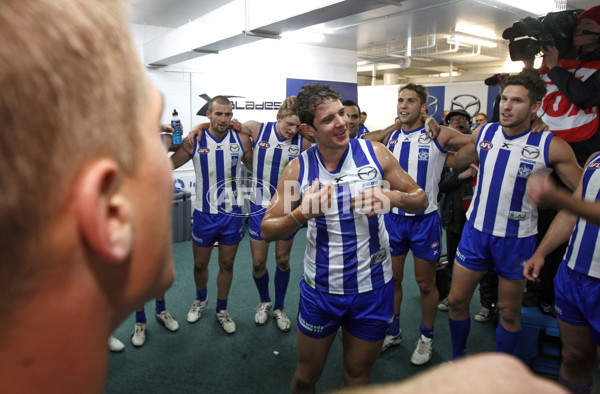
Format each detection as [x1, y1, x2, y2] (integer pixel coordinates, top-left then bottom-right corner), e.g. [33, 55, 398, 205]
[496, 0, 565, 15]
[440, 72, 462, 77]
[357, 63, 404, 72]
[448, 32, 497, 48]
[280, 30, 325, 43]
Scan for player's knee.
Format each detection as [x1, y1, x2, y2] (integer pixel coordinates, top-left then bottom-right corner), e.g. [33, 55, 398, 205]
[293, 369, 319, 389]
[562, 344, 596, 368]
[497, 303, 520, 325]
[448, 294, 468, 311]
[342, 363, 370, 386]
[219, 260, 235, 272]
[193, 265, 207, 273]
[275, 253, 290, 270]
[252, 260, 267, 273]
[416, 278, 435, 294]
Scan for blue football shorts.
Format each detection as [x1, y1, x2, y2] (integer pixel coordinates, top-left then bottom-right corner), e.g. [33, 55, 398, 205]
[192, 210, 244, 247]
[554, 261, 600, 345]
[455, 220, 536, 280]
[297, 277, 393, 341]
[384, 212, 442, 260]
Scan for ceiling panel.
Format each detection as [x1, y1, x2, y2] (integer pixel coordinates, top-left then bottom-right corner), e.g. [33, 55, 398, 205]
[128, 0, 598, 84]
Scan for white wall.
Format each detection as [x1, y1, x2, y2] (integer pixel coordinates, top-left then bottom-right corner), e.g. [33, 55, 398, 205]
[358, 81, 490, 131]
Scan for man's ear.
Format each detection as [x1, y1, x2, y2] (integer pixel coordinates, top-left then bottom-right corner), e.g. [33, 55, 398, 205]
[74, 159, 133, 263]
[531, 101, 542, 116]
[300, 123, 315, 138]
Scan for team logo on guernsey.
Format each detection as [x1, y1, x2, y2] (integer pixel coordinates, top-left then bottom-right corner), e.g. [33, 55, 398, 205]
[521, 146, 540, 159]
[230, 144, 241, 153]
[418, 148, 430, 161]
[389, 139, 398, 146]
[301, 181, 323, 193]
[358, 166, 378, 181]
[370, 248, 387, 266]
[198, 147, 210, 154]
[479, 141, 493, 150]
[258, 141, 270, 149]
[588, 162, 600, 169]
[418, 134, 431, 144]
[289, 145, 300, 155]
[517, 163, 533, 178]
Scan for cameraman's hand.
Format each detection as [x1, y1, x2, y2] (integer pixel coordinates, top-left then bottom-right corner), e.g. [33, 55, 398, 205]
[541, 45, 559, 69]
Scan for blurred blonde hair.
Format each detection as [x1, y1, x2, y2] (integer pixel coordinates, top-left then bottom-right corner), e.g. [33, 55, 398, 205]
[0, 0, 148, 274]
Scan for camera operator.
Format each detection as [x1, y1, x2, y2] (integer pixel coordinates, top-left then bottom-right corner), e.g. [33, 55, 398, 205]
[524, 5, 600, 166]
[521, 5, 599, 310]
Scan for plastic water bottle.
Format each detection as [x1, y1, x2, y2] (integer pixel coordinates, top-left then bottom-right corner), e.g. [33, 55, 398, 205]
[171, 109, 182, 145]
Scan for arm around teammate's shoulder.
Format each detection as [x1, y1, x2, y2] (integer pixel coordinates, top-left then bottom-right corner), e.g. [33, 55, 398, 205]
[362, 123, 397, 143]
[371, 141, 427, 214]
[170, 136, 194, 169]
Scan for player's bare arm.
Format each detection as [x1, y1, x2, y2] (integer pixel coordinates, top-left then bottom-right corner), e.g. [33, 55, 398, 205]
[170, 135, 194, 169]
[261, 159, 334, 241]
[549, 136, 583, 191]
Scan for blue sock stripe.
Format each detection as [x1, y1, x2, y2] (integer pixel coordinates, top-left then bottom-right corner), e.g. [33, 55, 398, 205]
[420, 322, 434, 339]
[253, 271, 271, 303]
[135, 310, 147, 324]
[448, 317, 470, 359]
[155, 299, 166, 314]
[216, 298, 227, 313]
[495, 323, 520, 354]
[274, 267, 290, 310]
[196, 289, 207, 302]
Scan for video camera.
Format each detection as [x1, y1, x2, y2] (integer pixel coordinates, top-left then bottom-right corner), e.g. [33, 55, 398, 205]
[502, 9, 582, 61]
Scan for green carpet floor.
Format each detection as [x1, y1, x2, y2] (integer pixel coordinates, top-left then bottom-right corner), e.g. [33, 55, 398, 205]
[105, 227, 596, 393]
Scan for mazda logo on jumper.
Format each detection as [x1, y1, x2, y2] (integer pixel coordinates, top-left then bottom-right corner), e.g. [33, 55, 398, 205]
[450, 94, 481, 118]
[358, 166, 378, 181]
[196, 93, 282, 116]
[230, 144, 240, 153]
[521, 146, 540, 159]
[418, 134, 431, 144]
[427, 95, 439, 117]
[289, 146, 300, 155]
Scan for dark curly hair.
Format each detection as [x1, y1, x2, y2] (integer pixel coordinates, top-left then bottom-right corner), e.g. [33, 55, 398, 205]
[296, 83, 341, 127]
[501, 71, 547, 104]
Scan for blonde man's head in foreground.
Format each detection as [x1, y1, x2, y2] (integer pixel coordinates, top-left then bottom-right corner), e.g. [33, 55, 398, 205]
[0, 0, 174, 391]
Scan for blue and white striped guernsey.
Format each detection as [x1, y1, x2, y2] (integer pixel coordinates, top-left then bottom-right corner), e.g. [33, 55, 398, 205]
[252, 122, 303, 207]
[191, 129, 246, 214]
[563, 152, 600, 278]
[467, 122, 554, 237]
[297, 139, 392, 295]
[385, 126, 447, 216]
